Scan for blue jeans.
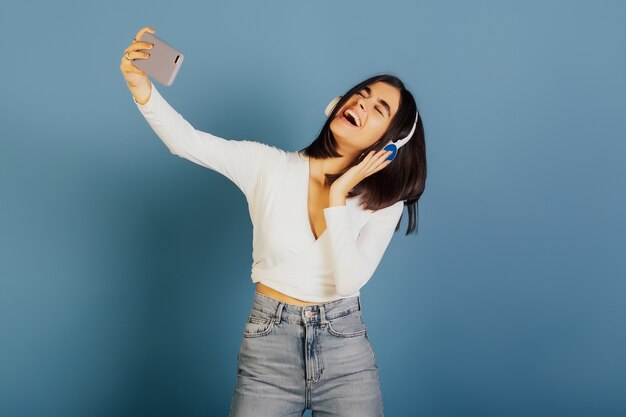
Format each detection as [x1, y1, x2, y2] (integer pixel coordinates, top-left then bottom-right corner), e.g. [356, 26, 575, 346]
[228, 291, 384, 417]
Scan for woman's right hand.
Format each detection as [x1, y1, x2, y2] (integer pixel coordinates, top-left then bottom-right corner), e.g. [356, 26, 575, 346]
[120, 26, 156, 105]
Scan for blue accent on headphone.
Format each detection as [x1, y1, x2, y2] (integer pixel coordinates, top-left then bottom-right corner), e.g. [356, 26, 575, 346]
[383, 143, 398, 160]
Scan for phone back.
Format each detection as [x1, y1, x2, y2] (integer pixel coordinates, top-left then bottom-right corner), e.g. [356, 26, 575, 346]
[133, 32, 184, 86]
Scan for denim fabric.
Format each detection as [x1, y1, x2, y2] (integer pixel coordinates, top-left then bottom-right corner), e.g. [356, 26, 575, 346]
[228, 291, 384, 417]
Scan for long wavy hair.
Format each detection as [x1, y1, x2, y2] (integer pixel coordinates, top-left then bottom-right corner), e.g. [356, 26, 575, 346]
[299, 73, 427, 235]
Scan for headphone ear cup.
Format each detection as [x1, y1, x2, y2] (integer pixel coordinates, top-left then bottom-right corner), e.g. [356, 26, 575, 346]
[383, 144, 398, 160]
[325, 96, 342, 117]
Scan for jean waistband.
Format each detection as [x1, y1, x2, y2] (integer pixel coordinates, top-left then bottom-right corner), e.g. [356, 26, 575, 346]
[250, 291, 362, 325]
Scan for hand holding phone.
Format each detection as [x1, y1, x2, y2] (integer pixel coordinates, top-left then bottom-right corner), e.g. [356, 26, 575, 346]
[121, 26, 157, 104]
[131, 31, 184, 87]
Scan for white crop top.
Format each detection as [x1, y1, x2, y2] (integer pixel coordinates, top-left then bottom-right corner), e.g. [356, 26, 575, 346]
[134, 81, 404, 303]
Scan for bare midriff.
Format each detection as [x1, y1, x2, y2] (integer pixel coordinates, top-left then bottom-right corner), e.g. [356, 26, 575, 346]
[255, 282, 321, 307]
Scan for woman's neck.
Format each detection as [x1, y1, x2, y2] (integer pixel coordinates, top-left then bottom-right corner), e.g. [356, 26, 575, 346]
[309, 155, 354, 184]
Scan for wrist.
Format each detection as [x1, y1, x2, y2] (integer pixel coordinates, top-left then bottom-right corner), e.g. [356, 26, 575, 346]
[328, 186, 348, 207]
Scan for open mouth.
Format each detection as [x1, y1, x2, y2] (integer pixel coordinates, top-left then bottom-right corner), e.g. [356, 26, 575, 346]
[341, 109, 361, 128]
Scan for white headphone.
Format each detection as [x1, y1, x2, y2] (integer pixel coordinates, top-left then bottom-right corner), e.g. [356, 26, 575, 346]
[325, 95, 419, 160]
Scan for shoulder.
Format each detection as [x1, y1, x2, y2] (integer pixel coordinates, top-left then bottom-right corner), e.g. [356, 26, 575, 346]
[235, 140, 289, 167]
[356, 194, 403, 215]
[239, 140, 287, 157]
[388, 200, 405, 217]
[367, 199, 404, 225]
[379, 199, 404, 216]
[351, 194, 404, 226]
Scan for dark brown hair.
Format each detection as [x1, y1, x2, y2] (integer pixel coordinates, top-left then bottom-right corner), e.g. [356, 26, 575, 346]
[299, 73, 427, 235]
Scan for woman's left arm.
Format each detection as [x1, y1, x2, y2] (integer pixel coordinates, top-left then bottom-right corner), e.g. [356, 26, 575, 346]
[323, 200, 404, 296]
[323, 149, 402, 296]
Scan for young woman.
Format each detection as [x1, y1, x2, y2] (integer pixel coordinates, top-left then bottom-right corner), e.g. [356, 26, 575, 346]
[121, 26, 427, 417]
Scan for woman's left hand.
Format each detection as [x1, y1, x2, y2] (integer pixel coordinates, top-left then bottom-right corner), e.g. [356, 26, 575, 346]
[330, 149, 393, 198]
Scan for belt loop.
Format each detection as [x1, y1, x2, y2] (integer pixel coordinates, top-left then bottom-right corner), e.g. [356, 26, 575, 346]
[319, 304, 327, 326]
[357, 296, 362, 311]
[274, 302, 284, 324]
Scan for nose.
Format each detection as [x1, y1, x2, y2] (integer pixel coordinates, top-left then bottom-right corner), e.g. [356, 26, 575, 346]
[357, 97, 367, 113]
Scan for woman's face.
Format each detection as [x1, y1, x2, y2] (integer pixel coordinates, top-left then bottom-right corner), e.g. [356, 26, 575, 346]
[330, 81, 401, 156]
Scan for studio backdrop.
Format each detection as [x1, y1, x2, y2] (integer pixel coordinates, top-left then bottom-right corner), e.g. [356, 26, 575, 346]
[1, 1, 625, 416]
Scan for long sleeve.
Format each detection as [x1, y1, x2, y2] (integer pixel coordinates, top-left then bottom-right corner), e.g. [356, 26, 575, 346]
[322, 200, 404, 296]
[133, 81, 281, 202]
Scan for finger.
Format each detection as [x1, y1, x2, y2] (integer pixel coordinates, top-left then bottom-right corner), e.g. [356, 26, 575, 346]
[363, 149, 390, 170]
[364, 150, 393, 174]
[357, 150, 378, 170]
[134, 26, 156, 43]
[124, 66, 146, 76]
[123, 49, 150, 61]
[381, 150, 394, 163]
[376, 161, 392, 175]
[365, 157, 392, 177]
[124, 42, 153, 59]
[375, 158, 393, 171]
[361, 150, 375, 162]
[375, 149, 392, 162]
[131, 41, 154, 50]
[357, 151, 376, 172]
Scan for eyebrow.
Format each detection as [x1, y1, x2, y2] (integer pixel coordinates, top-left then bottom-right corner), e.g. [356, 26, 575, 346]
[362, 86, 391, 117]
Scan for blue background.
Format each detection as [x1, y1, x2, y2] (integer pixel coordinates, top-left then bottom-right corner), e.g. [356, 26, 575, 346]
[1, 1, 625, 416]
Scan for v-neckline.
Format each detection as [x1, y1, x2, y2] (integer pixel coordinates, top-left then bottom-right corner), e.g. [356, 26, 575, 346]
[305, 154, 328, 243]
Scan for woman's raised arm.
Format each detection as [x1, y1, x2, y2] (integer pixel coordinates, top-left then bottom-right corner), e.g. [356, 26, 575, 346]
[134, 80, 284, 202]
[121, 27, 284, 202]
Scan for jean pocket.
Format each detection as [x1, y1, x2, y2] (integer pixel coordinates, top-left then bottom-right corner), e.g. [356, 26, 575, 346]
[326, 312, 367, 338]
[242, 314, 275, 338]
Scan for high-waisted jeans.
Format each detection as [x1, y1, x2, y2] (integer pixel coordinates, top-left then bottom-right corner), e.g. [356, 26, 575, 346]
[228, 291, 384, 417]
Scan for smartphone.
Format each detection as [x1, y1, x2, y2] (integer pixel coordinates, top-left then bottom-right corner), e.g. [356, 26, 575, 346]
[132, 32, 184, 86]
